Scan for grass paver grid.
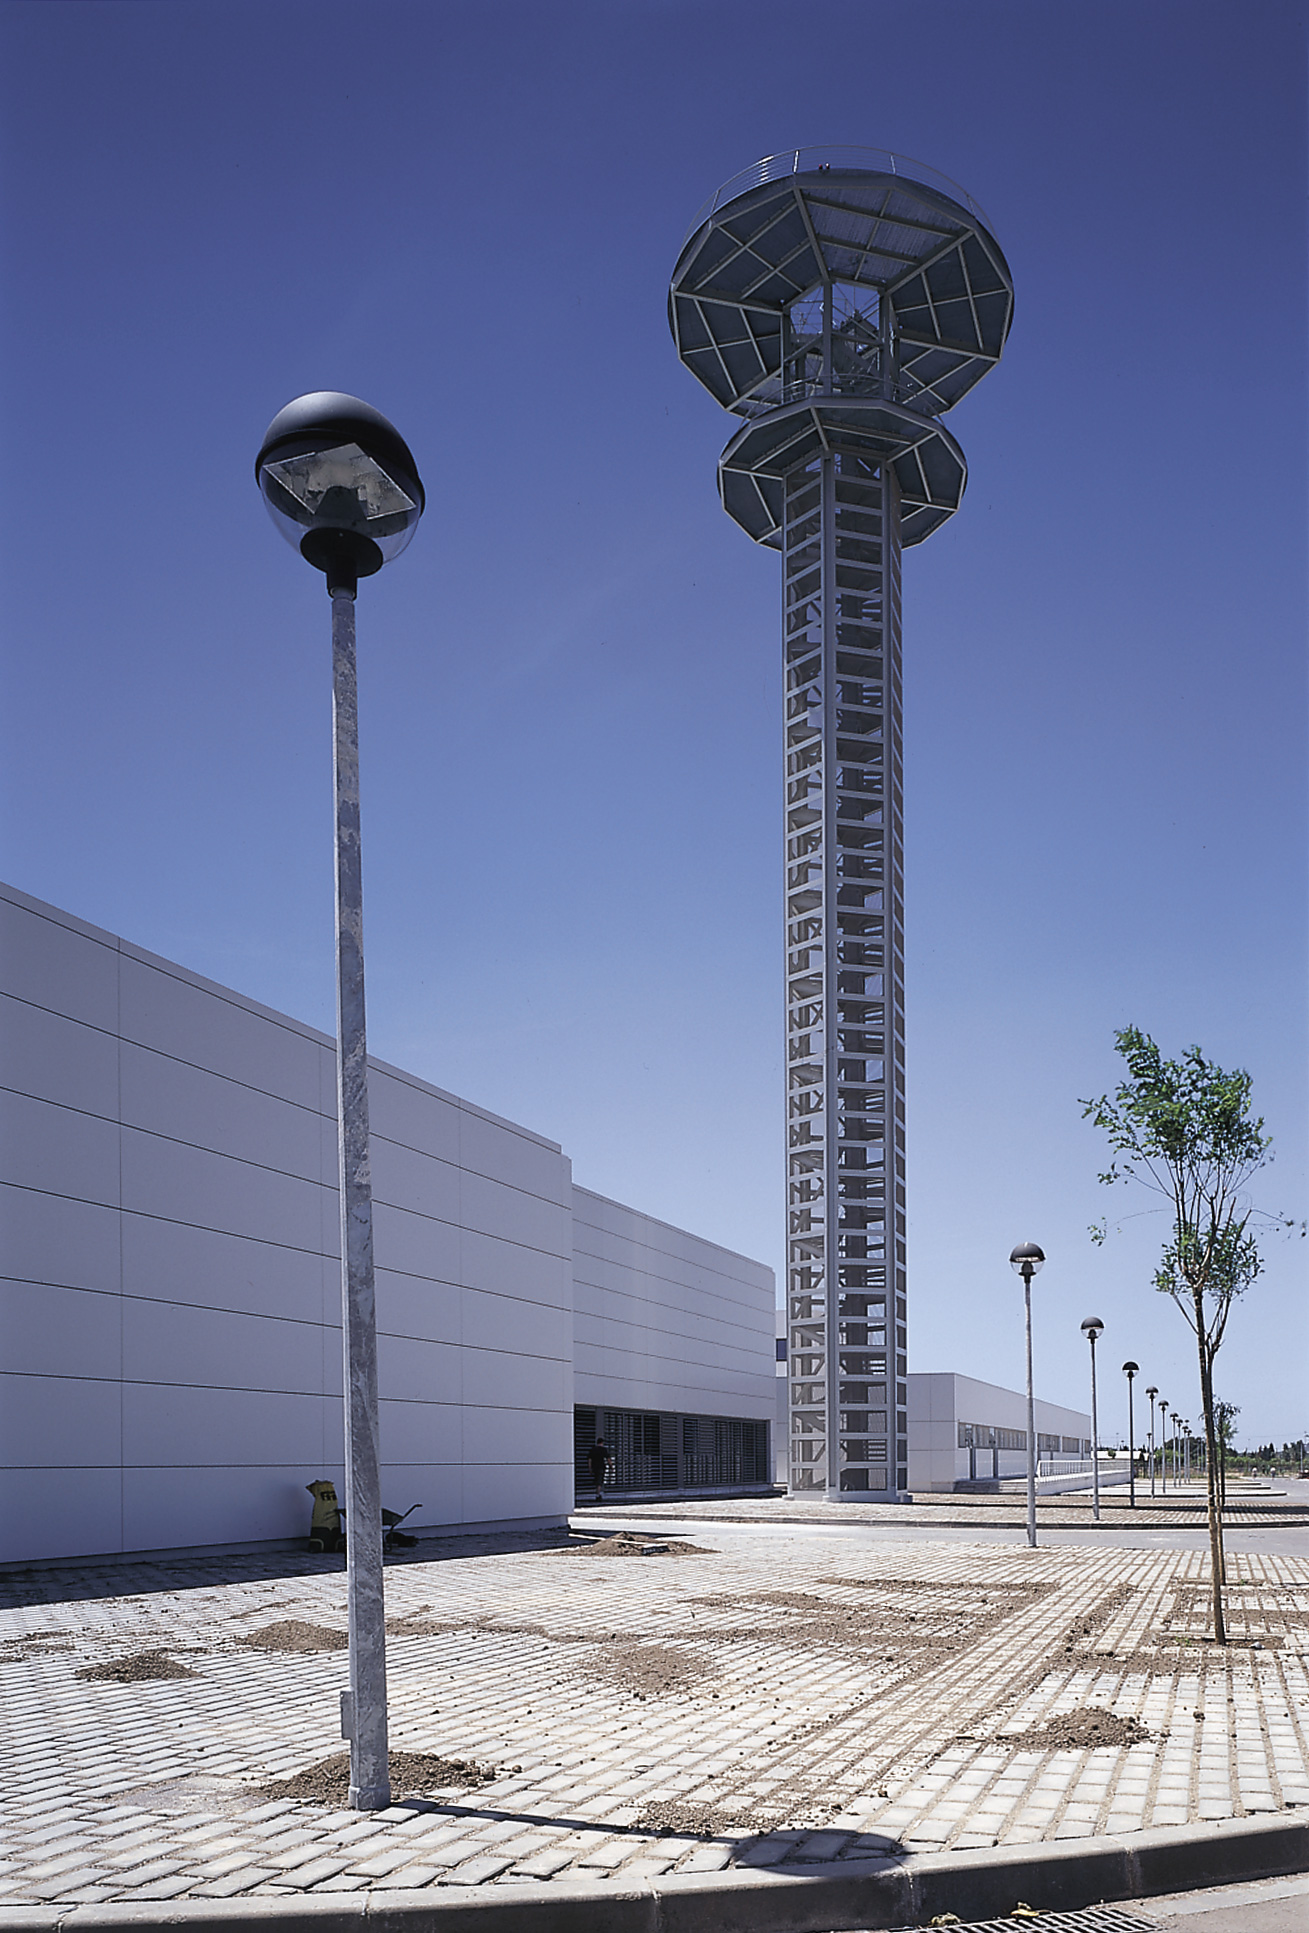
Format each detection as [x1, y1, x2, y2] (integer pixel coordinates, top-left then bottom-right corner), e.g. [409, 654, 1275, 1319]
[1, 1536, 1306, 1902]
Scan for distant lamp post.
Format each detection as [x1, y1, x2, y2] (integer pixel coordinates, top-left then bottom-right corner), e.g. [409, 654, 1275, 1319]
[1009, 1243, 1045, 1549]
[1146, 1385, 1158, 1497]
[1080, 1318, 1105, 1521]
[1122, 1362, 1139, 1508]
[1159, 1401, 1169, 1495]
[256, 392, 425, 1813]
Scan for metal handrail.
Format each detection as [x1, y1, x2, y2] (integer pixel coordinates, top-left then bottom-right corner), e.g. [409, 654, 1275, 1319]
[681, 145, 995, 247]
[1037, 1455, 1120, 1478]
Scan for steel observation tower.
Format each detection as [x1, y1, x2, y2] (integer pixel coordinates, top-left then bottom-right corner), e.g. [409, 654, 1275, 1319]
[670, 147, 1013, 1500]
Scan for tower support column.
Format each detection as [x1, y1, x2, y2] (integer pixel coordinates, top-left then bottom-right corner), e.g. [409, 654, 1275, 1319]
[784, 446, 905, 1499]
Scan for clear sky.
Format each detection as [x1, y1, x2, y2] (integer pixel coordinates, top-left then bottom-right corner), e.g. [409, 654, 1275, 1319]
[2, 1, 1304, 1446]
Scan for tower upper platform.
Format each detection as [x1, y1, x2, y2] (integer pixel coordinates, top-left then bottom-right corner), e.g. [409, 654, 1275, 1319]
[670, 146, 1013, 422]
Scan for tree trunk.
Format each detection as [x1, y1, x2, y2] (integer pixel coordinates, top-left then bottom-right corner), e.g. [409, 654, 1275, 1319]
[1194, 1301, 1226, 1642]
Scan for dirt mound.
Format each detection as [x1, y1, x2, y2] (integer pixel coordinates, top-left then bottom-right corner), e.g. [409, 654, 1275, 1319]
[75, 1650, 196, 1683]
[999, 1708, 1151, 1751]
[237, 1620, 347, 1652]
[257, 1750, 501, 1803]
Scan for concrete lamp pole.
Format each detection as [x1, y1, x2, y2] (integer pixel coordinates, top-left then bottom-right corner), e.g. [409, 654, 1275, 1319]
[1009, 1244, 1045, 1549]
[1146, 1386, 1158, 1497]
[1159, 1402, 1169, 1496]
[1122, 1362, 1139, 1508]
[256, 392, 425, 1812]
[1080, 1317, 1104, 1522]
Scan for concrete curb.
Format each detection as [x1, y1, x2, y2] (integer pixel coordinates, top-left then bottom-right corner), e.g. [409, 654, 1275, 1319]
[0, 1813, 1305, 1933]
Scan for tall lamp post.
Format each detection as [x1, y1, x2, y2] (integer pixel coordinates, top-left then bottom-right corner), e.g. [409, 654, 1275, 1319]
[255, 391, 425, 1812]
[1010, 1244, 1045, 1549]
[1159, 1401, 1169, 1495]
[1080, 1317, 1104, 1521]
[1122, 1362, 1139, 1508]
[1146, 1385, 1158, 1497]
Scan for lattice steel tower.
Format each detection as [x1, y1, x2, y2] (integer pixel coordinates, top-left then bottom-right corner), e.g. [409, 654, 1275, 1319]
[670, 148, 1013, 1499]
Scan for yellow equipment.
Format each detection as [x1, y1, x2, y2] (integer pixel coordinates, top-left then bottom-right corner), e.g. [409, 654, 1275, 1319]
[305, 1478, 343, 1552]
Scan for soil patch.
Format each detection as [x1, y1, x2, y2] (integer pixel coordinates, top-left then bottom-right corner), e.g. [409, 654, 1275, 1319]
[237, 1620, 347, 1652]
[258, 1750, 501, 1804]
[387, 1612, 712, 1699]
[997, 1708, 1151, 1751]
[634, 1798, 777, 1838]
[568, 1533, 713, 1557]
[75, 1650, 197, 1683]
[821, 1576, 1056, 1603]
[0, 1631, 72, 1663]
[386, 1613, 472, 1637]
[590, 1642, 713, 1697]
[1059, 1583, 1137, 1658]
[689, 1589, 980, 1668]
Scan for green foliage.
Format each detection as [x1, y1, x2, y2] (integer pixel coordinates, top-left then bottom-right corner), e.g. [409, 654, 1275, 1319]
[1214, 1400, 1241, 1448]
[1085, 1026, 1269, 1186]
[1081, 1027, 1270, 1340]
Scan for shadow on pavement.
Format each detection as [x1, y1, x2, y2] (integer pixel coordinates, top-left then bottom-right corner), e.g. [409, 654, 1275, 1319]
[0, 1526, 577, 1610]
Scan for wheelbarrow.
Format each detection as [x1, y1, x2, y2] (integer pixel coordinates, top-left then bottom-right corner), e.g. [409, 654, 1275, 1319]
[382, 1504, 421, 1549]
[306, 1482, 421, 1552]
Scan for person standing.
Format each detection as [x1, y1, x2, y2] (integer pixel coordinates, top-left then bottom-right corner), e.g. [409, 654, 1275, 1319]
[586, 1436, 612, 1503]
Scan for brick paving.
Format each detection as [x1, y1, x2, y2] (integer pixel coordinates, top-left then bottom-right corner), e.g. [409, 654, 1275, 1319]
[1, 1529, 1306, 1905]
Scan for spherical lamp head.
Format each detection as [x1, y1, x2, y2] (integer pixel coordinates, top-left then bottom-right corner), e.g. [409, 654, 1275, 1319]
[1123, 1361, 1139, 1379]
[1009, 1241, 1045, 1280]
[1081, 1316, 1105, 1344]
[1146, 1385, 1158, 1400]
[255, 392, 425, 592]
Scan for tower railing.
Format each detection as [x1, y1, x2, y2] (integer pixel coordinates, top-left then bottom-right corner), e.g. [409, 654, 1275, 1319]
[681, 145, 994, 245]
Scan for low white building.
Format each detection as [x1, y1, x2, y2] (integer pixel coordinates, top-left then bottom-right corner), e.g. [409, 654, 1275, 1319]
[908, 1372, 1092, 1492]
[0, 883, 774, 1565]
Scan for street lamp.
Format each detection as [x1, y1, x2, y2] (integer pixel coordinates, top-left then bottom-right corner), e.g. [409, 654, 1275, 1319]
[1122, 1362, 1139, 1508]
[256, 392, 425, 1813]
[1159, 1401, 1169, 1495]
[1009, 1243, 1045, 1549]
[1146, 1385, 1158, 1497]
[1080, 1318, 1104, 1521]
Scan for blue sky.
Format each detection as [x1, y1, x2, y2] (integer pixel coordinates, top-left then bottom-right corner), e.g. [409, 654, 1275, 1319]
[2, 0, 1304, 1444]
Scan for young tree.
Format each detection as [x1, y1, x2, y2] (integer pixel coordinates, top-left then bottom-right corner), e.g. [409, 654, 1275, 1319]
[1082, 1027, 1277, 1644]
[1214, 1399, 1240, 1513]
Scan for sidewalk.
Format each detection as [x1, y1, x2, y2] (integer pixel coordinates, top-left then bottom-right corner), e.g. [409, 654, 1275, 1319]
[1, 1524, 1306, 1913]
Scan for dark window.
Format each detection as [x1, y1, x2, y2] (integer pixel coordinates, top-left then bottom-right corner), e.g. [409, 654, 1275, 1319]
[578, 1406, 768, 1495]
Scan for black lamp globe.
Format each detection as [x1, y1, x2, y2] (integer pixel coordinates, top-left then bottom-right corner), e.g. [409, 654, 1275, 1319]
[1009, 1242, 1045, 1279]
[255, 392, 425, 592]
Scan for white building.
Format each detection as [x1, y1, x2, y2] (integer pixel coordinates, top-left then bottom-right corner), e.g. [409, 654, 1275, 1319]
[908, 1372, 1092, 1492]
[0, 883, 774, 1565]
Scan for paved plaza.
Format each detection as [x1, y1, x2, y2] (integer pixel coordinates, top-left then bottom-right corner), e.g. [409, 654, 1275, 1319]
[2, 1500, 1308, 1912]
